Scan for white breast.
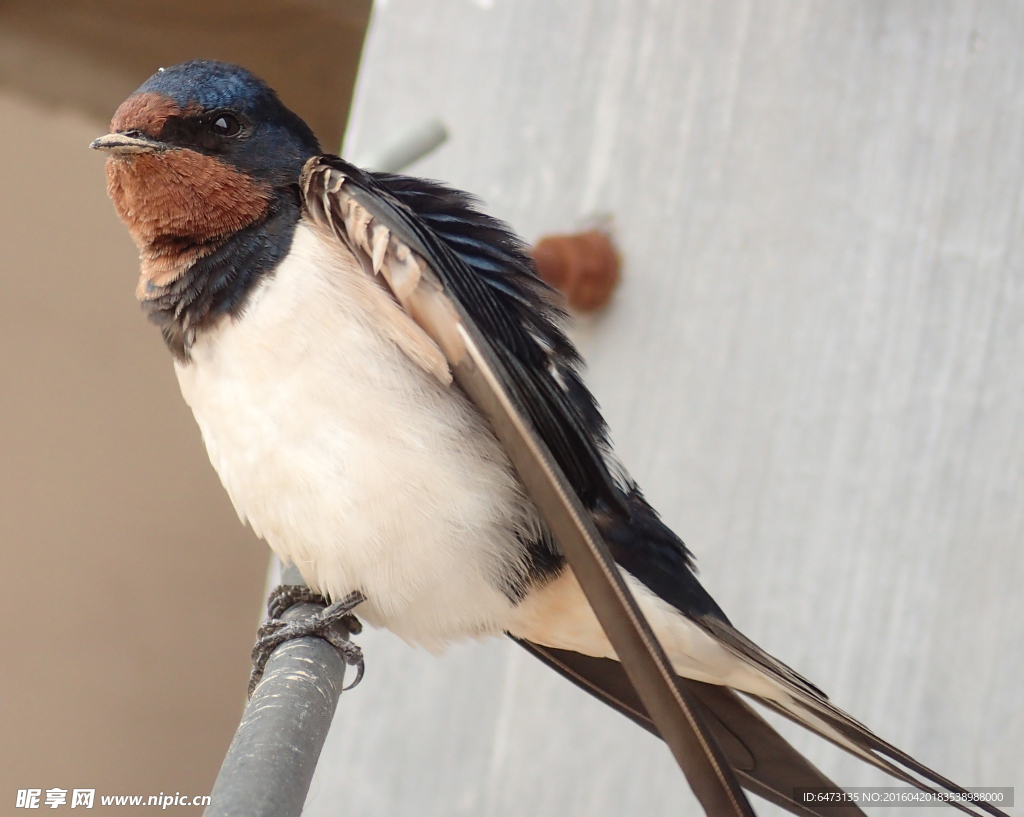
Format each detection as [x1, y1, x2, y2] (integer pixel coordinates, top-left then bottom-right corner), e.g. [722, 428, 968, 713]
[174, 222, 544, 650]
[174, 223, 786, 701]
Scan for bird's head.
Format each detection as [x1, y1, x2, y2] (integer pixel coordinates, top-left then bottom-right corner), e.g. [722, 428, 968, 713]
[93, 60, 320, 298]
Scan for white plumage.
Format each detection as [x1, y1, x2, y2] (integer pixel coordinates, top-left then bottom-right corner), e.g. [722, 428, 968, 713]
[176, 222, 541, 650]
[174, 220, 786, 706]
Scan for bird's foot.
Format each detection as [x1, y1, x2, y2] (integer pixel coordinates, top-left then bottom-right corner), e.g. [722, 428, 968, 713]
[248, 585, 366, 698]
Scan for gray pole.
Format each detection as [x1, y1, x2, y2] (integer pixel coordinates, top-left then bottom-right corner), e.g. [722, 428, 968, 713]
[205, 565, 350, 817]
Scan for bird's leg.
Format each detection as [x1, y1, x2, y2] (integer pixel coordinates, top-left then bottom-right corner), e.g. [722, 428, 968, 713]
[248, 585, 366, 698]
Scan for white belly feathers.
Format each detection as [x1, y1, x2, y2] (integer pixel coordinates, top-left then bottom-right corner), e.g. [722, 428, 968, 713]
[175, 222, 544, 650]
[172, 222, 775, 702]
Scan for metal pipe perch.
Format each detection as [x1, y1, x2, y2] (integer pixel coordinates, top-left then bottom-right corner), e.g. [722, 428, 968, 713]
[205, 564, 352, 817]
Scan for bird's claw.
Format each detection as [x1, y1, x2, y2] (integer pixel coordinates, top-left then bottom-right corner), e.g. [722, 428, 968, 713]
[248, 585, 366, 698]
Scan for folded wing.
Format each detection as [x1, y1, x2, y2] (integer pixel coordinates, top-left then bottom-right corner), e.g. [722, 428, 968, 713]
[300, 155, 1006, 817]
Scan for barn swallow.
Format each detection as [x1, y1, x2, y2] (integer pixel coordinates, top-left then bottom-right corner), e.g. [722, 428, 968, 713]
[93, 61, 1004, 817]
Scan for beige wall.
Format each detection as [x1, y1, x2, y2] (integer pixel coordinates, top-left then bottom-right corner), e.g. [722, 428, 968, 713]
[0, 91, 269, 806]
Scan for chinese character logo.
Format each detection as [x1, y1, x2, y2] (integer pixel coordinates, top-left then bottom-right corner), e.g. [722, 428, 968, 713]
[70, 789, 95, 809]
[16, 789, 41, 809]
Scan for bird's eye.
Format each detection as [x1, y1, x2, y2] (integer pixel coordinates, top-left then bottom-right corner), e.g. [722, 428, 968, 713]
[210, 113, 241, 137]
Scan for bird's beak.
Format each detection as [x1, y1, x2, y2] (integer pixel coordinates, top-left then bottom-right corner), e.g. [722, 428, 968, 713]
[90, 132, 169, 155]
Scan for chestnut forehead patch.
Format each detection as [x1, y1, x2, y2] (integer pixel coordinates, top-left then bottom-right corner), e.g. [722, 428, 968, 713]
[110, 92, 200, 138]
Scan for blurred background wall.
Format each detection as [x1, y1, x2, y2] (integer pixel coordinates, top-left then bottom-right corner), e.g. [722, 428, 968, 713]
[0, 90, 271, 807]
[1, 1, 1022, 816]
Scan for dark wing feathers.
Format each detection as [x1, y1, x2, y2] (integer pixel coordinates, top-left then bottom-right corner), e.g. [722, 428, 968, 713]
[515, 639, 866, 817]
[313, 156, 726, 621]
[325, 157, 624, 511]
[368, 169, 574, 363]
